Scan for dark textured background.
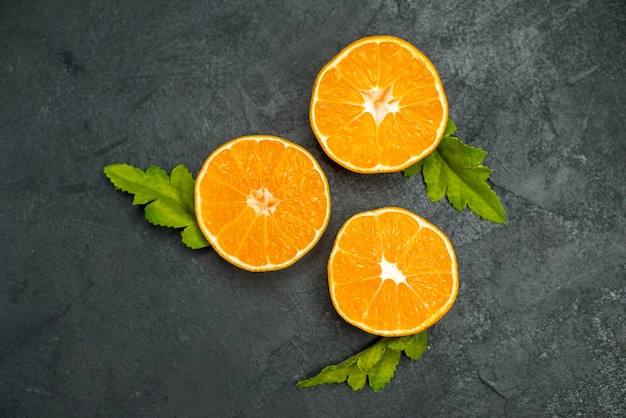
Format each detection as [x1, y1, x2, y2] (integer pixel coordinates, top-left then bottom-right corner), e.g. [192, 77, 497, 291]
[1, 1, 625, 416]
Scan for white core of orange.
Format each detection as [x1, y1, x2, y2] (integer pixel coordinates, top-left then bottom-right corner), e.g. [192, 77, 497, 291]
[247, 188, 280, 216]
[360, 86, 400, 125]
[380, 257, 407, 285]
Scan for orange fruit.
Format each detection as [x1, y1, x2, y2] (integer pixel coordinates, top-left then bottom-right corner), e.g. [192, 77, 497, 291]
[194, 135, 331, 272]
[328, 207, 458, 336]
[310, 35, 449, 173]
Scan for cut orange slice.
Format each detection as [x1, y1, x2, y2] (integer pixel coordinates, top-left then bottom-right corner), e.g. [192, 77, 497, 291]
[328, 207, 458, 336]
[310, 35, 448, 173]
[194, 135, 331, 272]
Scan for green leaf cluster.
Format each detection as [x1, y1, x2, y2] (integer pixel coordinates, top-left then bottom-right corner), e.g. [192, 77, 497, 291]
[404, 119, 506, 224]
[103, 164, 209, 249]
[297, 332, 427, 392]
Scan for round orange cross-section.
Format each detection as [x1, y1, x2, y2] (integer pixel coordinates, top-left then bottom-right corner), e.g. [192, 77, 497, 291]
[310, 35, 448, 173]
[328, 207, 458, 336]
[195, 135, 331, 272]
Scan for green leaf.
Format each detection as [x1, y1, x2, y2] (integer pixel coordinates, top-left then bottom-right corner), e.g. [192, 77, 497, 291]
[356, 339, 387, 372]
[368, 346, 401, 392]
[104, 163, 210, 249]
[170, 164, 196, 214]
[144, 199, 195, 228]
[403, 118, 506, 224]
[297, 333, 428, 392]
[387, 335, 414, 351]
[296, 356, 357, 387]
[423, 136, 506, 223]
[403, 332, 428, 360]
[346, 364, 367, 390]
[181, 223, 211, 250]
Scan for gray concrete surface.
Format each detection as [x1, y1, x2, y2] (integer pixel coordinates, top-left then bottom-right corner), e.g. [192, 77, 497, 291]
[1, 1, 624, 416]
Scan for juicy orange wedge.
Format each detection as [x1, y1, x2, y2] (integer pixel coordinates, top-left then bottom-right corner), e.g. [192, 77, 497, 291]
[310, 35, 449, 173]
[328, 207, 458, 336]
[195, 135, 331, 272]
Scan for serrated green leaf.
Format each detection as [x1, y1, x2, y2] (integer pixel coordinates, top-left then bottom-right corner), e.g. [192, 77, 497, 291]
[387, 335, 414, 351]
[423, 136, 506, 223]
[298, 333, 428, 392]
[403, 118, 506, 224]
[181, 224, 210, 249]
[137, 165, 176, 205]
[170, 165, 196, 214]
[356, 339, 387, 372]
[368, 346, 402, 392]
[296, 357, 357, 387]
[144, 200, 195, 228]
[404, 332, 428, 360]
[104, 163, 210, 249]
[346, 364, 367, 390]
